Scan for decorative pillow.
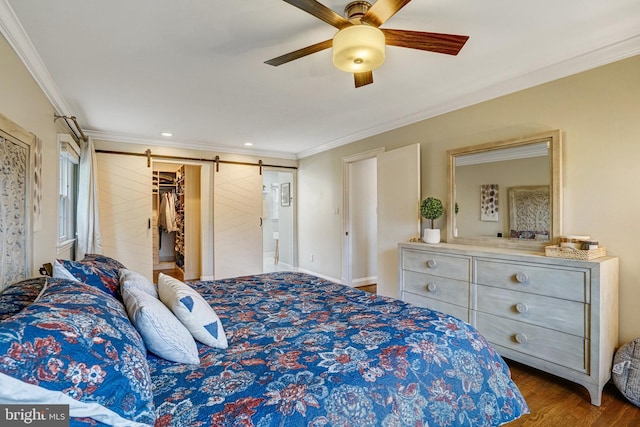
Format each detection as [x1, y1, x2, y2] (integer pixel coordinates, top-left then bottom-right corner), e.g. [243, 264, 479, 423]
[0, 277, 47, 321]
[122, 287, 199, 364]
[82, 253, 127, 270]
[157, 273, 228, 349]
[612, 338, 640, 407]
[56, 258, 122, 300]
[120, 269, 158, 298]
[0, 278, 155, 426]
[510, 230, 550, 240]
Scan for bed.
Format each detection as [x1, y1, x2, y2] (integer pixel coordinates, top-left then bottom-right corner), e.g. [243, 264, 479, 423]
[0, 256, 529, 426]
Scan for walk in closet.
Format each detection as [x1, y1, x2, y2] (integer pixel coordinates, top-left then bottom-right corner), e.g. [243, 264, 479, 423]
[152, 163, 201, 281]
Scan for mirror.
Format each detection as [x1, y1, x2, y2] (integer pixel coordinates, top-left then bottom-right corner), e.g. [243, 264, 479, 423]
[447, 130, 562, 250]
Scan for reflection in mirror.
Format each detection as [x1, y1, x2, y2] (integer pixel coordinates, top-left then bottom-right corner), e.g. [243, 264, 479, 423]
[447, 130, 562, 250]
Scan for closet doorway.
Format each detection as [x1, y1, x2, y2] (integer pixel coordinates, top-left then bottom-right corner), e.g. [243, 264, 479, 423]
[342, 144, 420, 297]
[152, 161, 202, 282]
[262, 170, 295, 273]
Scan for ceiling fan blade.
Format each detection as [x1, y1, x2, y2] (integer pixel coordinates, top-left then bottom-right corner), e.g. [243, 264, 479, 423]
[361, 0, 412, 27]
[282, 0, 351, 29]
[354, 71, 373, 88]
[381, 29, 469, 55]
[265, 39, 332, 66]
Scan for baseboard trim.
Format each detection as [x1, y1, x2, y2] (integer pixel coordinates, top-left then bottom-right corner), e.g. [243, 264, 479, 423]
[294, 268, 343, 285]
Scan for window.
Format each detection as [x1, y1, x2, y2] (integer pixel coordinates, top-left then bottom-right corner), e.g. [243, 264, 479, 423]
[58, 134, 80, 248]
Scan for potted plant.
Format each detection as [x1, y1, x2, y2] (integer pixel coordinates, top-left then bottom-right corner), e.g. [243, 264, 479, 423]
[420, 197, 444, 243]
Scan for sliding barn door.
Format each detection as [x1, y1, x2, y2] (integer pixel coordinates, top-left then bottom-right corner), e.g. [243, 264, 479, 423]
[377, 144, 421, 298]
[97, 153, 153, 279]
[214, 163, 263, 279]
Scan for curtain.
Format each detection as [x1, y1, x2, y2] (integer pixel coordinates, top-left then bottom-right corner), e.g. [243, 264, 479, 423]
[76, 137, 102, 259]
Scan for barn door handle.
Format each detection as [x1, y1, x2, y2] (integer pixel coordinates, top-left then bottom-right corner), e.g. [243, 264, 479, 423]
[260, 217, 263, 228]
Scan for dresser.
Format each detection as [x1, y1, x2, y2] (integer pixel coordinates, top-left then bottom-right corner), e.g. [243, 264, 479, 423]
[398, 242, 619, 406]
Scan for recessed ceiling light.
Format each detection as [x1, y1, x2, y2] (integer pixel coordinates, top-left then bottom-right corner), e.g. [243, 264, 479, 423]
[244, 142, 253, 146]
[161, 132, 172, 137]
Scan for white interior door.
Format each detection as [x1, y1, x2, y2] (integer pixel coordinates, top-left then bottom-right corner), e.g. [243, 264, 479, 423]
[97, 153, 153, 279]
[214, 163, 262, 280]
[377, 144, 421, 298]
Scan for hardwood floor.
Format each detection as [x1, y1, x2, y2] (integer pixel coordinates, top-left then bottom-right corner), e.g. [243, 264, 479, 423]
[355, 284, 377, 294]
[153, 267, 183, 283]
[356, 284, 640, 425]
[507, 360, 640, 426]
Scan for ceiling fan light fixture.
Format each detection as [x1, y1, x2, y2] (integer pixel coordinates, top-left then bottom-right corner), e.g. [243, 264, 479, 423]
[332, 25, 385, 73]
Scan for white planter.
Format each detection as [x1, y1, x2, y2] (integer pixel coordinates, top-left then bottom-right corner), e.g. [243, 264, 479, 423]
[423, 228, 441, 244]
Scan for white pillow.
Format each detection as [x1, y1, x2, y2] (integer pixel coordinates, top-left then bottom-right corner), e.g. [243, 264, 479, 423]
[122, 287, 200, 364]
[120, 268, 158, 298]
[52, 259, 80, 282]
[157, 273, 228, 349]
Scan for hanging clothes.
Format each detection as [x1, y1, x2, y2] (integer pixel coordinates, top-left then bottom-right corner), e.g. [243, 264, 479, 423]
[158, 191, 178, 233]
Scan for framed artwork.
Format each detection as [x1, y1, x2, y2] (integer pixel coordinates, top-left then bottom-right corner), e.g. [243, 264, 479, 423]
[480, 184, 499, 222]
[281, 182, 290, 207]
[0, 113, 35, 289]
[508, 185, 550, 239]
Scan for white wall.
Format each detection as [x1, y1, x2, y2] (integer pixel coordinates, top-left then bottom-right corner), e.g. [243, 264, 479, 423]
[349, 157, 377, 284]
[297, 54, 640, 345]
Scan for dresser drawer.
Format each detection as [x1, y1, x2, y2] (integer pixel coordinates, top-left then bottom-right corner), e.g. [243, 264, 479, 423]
[474, 284, 586, 337]
[403, 270, 469, 307]
[402, 291, 469, 322]
[475, 312, 587, 373]
[402, 249, 471, 281]
[475, 259, 588, 302]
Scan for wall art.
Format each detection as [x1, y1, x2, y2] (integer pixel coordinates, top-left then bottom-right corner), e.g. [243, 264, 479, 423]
[480, 184, 499, 222]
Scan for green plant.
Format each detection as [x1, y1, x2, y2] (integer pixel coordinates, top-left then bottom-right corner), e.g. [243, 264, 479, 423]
[420, 197, 444, 229]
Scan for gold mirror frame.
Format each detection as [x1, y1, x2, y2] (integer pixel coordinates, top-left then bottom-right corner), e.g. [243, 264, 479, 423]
[447, 130, 562, 251]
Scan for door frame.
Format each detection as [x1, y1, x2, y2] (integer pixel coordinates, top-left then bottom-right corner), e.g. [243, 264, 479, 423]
[341, 148, 385, 286]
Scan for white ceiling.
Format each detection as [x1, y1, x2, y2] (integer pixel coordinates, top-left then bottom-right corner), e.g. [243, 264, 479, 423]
[2, 0, 639, 159]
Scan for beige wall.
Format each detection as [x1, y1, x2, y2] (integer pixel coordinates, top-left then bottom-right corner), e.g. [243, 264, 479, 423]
[0, 34, 70, 272]
[298, 54, 640, 345]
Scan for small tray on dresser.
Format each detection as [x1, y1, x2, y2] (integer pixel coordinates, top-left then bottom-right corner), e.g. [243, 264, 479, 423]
[545, 245, 607, 260]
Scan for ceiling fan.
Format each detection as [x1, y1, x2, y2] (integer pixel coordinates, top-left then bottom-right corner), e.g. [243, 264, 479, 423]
[265, 0, 469, 88]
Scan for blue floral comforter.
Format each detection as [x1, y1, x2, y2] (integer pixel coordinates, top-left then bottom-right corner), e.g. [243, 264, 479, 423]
[147, 272, 528, 426]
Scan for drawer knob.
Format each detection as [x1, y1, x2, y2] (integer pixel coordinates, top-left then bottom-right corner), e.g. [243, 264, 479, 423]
[426, 259, 437, 269]
[515, 303, 529, 314]
[514, 333, 528, 344]
[426, 283, 437, 293]
[515, 272, 529, 283]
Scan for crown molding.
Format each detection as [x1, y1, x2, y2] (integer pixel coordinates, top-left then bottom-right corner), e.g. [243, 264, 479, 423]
[84, 130, 299, 161]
